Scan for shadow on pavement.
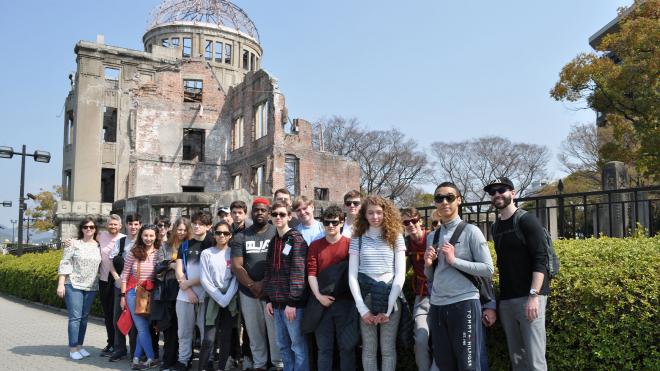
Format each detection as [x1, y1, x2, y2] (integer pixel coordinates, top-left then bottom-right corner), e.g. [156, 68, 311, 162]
[9, 345, 130, 369]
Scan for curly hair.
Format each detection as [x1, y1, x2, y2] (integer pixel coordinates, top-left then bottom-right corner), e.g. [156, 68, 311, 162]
[133, 224, 161, 261]
[353, 195, 402, 247]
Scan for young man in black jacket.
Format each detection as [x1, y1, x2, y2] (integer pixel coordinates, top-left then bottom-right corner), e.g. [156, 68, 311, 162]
[486, 177, 548, 371]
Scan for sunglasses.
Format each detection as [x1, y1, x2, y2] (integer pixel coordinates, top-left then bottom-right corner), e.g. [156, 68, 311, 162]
[487, 187, 510, 196]
[402, 217, 420, 226]
[82, 225, 96, 230]
[322, 219, 341, 227]
[214, 230, 232, 236]
[157, 223, 167, 228]
[434, 194, 457, 204]
[271, 212, 288, 218]
[344, 201, 361, 207]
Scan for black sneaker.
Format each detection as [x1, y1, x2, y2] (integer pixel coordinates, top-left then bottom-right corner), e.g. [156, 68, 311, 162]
[109, 350, 128, 362]
[100, 345, 114, 357]
[172, 362, 188, 371]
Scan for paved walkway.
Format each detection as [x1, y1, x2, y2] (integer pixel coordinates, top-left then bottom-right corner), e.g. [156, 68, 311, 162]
[0, 294, 128, 370]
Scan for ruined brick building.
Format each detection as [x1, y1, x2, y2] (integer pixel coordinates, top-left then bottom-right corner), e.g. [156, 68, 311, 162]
[56, 0, 359, 236]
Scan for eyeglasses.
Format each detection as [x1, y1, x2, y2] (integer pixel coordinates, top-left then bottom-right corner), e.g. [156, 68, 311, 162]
[271, 212, 288, 218]
[82, 225, 96, 230]
[214, 230, 232, 236]
[434, 194, 457, 204]
[402, 217, 420, 226]
[487, 187, 510, 196]
[344, 201, 361, 207]
[322, 219, 341, 227]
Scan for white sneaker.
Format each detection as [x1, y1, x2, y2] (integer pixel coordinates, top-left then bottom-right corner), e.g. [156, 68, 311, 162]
[78, 348, 91, 357]
[69, 351, 83, 360]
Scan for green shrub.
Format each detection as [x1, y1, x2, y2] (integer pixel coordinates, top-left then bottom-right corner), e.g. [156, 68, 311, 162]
[0, 250, 103, 316]
[1, 237, 658, 370]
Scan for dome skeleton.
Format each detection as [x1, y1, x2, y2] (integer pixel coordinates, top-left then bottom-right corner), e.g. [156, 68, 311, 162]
[149, 0, 260, 42]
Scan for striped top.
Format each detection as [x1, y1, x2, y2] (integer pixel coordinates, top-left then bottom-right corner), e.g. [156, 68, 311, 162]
[58, 239, 102, 291]
[121, 248, 158, 285]
[348, 228, 406, 275]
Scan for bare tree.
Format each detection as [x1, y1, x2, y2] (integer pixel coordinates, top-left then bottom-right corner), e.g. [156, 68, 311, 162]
[431, 136, 550, 201]
[315, 117, 430, 200]
[558, 123, 601, 184]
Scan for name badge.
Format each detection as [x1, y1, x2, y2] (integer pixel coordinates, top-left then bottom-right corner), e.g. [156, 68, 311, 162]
[282, 243, 293, 256]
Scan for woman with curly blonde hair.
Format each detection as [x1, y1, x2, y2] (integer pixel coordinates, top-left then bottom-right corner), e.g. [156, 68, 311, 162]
[348, 195, 406, 371]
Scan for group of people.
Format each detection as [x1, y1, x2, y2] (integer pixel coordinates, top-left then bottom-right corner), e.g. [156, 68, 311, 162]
[57, 177, 550, 371]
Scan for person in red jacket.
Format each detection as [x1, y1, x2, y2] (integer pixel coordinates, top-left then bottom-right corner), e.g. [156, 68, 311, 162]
[264, 201, 309, 371]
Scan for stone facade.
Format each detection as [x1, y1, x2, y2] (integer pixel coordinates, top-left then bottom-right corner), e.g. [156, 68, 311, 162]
[56, 3, 360, 239]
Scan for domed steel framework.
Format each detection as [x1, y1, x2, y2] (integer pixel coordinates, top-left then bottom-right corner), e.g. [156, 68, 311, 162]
[149, 0, 260, 42]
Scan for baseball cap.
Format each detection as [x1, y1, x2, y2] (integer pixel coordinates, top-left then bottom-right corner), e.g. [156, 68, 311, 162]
[483, 177, 515, 193]
[217, 206, 230, 215]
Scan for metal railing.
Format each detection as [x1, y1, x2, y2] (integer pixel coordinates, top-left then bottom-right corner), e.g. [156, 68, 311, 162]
[417, 186, 660, 240]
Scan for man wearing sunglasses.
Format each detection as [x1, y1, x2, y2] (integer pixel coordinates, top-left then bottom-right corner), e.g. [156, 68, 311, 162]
[231, 198, 283, 371]
[485, 177, 549, 371]
[424, 182, 494, 371]
[306, 205, 357, 371]
[274, 188, 300, 229]
[341, 190, 361, 237]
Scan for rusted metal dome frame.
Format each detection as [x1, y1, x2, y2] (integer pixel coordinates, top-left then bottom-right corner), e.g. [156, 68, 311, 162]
[149, 0, 260, 42]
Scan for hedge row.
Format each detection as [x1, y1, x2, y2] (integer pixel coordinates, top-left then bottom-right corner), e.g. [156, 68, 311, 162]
[1, 237, 658, 370]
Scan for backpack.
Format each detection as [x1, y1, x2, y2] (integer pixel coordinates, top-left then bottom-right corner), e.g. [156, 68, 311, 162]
[112, 237, 127, 274]
[492, 209, 560, 279]
[432, 221, 496, 305]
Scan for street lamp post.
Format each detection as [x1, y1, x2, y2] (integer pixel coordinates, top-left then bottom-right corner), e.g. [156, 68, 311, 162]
[0, 145, 51, 256]
[10, 220, 17, 244]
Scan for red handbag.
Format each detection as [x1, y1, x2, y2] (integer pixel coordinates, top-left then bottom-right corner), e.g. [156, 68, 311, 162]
[117, 307, 132, 336]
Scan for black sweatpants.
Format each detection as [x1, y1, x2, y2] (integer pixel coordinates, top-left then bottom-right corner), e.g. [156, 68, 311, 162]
[429, 299, 483, 371]
[99, 279, 116, 347]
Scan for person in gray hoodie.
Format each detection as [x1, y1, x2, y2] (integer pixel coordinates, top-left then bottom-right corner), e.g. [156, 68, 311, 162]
[424, 182, 494, 371]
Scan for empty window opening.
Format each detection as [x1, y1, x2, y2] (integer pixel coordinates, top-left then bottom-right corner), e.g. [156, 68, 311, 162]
[182, 37, 192, 58]
[232, 174, 242, 190]
[101, 168, 115, 203]
[104, 67, 120, 81]
[182, 128, 205, 162]
[66, 111, 74, 145]
[251, 165, 265, 195]
[215, 41, 223, 62]
[232, 117, 244, 150]
[171, 38, 180, 48]
[161, 38, 169, 47]
[182, 186, 204, 192]
[242, 50, 249, 70]
[183, 79, 203, 102]
[102, 107, 117, 143]
[254, 102, 268, 140]
[64, 170, 72, 201]
[250, 53, 256, 72]
[204, 40, 212, 61]
[285, 155, 300, 196]
[224, 44, 232, 64]
[314, 188, 330, 201]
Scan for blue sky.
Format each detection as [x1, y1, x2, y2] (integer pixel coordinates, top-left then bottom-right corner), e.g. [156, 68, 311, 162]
[0, 0, 629, 228]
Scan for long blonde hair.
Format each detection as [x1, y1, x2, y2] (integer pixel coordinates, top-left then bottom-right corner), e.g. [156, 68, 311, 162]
[352, 195, 402, 247]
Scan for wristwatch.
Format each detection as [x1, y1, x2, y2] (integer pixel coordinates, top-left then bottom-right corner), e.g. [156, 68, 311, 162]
[529, 288, 538, 297]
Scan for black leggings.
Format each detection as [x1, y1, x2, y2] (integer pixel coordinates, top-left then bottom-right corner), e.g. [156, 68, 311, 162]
[198, 306, 234, 371]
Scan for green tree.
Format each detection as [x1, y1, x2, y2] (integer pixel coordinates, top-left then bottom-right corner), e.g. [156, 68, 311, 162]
[550, 0, 659, 182]
[25, 186, 62, 232]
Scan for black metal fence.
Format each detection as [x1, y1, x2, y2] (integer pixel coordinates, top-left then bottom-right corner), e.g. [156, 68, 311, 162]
[417, 186, 660, 240]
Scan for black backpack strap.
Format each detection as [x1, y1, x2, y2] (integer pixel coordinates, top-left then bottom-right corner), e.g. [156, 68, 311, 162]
[512, 208, 528, 245]
[119, 237, 126, 256]
[432, 221, 466, 267]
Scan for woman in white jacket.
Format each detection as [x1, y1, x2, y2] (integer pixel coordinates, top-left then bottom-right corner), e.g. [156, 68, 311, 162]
[199, 221, 238, 371]
[347, 196, 406, 371]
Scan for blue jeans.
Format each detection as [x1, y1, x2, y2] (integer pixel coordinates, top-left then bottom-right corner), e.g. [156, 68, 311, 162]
[126, 288, 155, 359]
[63, 284, 97, 348]
[273, 308, 309, 371]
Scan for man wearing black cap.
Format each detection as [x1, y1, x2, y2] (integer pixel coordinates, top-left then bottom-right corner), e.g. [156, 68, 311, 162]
[485, 177, 549, 371]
